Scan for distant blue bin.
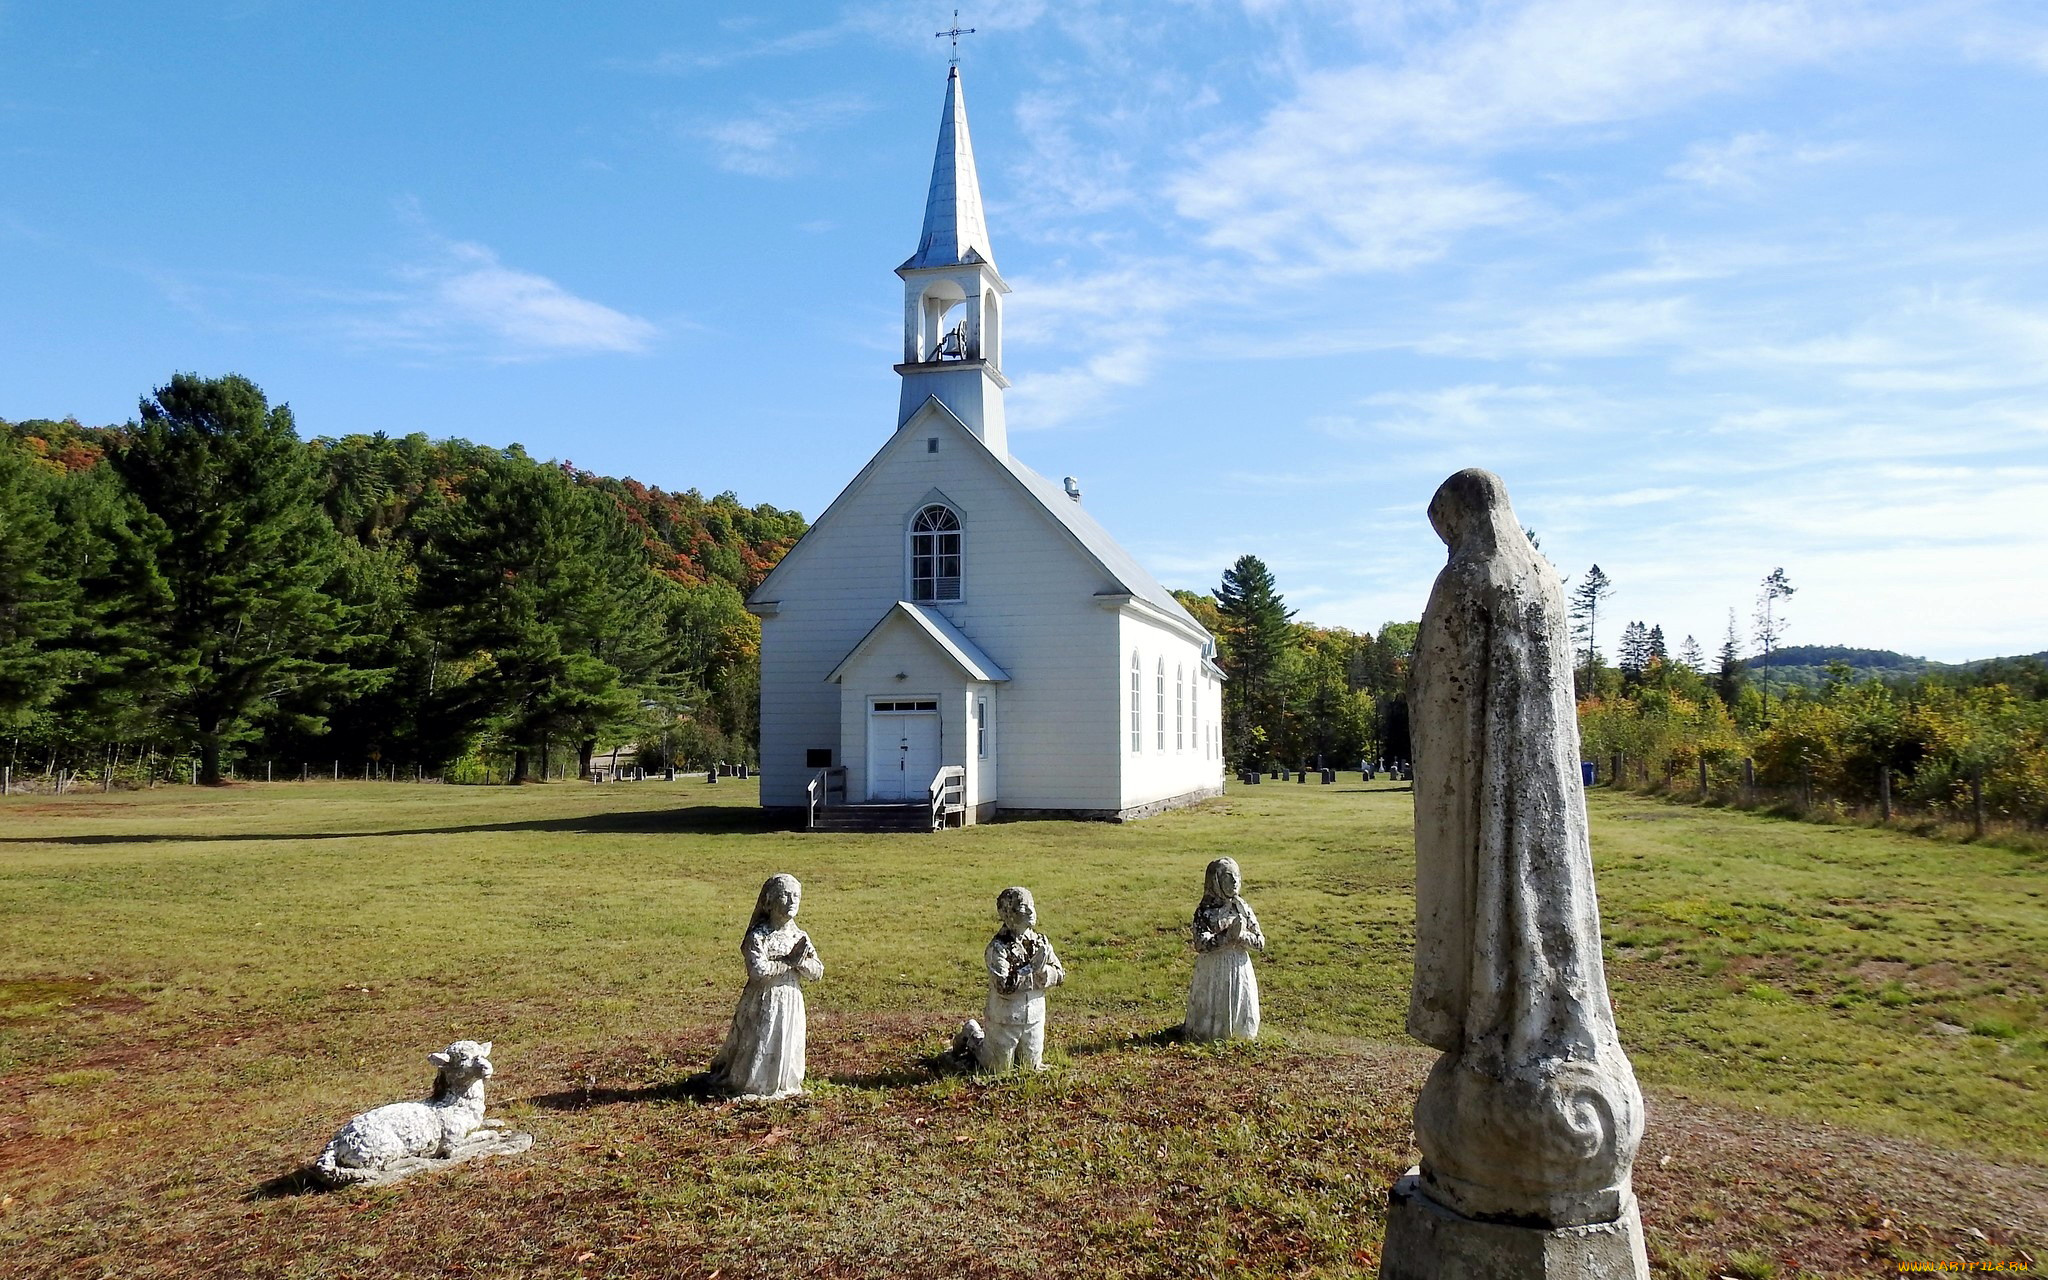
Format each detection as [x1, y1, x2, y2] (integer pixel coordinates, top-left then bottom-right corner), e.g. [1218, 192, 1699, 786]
[1581, 760, 1596, 786]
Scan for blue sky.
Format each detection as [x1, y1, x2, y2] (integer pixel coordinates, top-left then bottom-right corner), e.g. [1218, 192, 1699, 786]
[4, 1, 2046, 663]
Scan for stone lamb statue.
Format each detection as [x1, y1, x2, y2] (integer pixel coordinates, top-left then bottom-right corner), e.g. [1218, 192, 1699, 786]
[1380, 469, 1649, 1279]
[310, 1040, 532, 1188]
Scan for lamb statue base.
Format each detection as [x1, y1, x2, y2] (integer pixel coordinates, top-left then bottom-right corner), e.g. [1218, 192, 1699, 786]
[310, 1040, 533, 1189]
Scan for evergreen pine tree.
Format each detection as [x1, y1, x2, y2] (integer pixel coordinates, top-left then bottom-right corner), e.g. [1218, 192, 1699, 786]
[567, 479, 682, 776]
[1716, 609, 1745, 708]
[1617, 620, 1651, 682]
[1215, 554, 1295, 768]
[109, 374, 355, 784]
[1678, 635, 1704, 672]
[1568, 564, 1615, 688]
[39, 459, 172, 754]
[1647, 624, 1668, 665]
[0, 432, 74, 725]
[1753, 567, 1796, 722]
[421, 451, 629, 782]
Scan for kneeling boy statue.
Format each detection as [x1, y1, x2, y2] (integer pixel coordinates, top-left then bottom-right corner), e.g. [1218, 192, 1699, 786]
[949, 886, 1064, 1073]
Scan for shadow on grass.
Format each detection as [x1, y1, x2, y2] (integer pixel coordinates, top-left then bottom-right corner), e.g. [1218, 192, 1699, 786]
[526, 1075, 716, 1112]
[1067, 1023, 1185, 1056]
[0, 805, 787, 846]
[245, 1168, 323, 1200]
[826, 1056, 951, 1091]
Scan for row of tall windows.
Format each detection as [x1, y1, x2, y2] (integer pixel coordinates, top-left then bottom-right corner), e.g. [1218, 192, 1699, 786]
[1130, 649, 1212, 756]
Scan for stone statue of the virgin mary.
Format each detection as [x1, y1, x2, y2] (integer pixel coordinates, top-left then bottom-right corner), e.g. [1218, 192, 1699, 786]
[1382, 468, 1648, 1278]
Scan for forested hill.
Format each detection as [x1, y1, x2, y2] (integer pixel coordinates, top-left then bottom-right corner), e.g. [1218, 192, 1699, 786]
[9, 415, 806, 595]
[1, 377, 806, 786]
[1758, 643, 2048, 692]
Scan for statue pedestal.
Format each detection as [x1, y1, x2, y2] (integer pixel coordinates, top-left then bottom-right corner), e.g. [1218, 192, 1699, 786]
[1380, 1172, 1649, 1280]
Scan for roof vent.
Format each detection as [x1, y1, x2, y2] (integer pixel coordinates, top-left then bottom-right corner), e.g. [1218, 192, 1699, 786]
[1062, 476, 1082, 502]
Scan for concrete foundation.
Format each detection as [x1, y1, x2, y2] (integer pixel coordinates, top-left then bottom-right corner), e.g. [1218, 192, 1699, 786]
[1380, 1172, 1649, 1280]
[996, 783, 1224, 823]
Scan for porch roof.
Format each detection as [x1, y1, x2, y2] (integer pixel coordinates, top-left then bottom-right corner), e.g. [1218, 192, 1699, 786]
[823, 601, 1012, 686]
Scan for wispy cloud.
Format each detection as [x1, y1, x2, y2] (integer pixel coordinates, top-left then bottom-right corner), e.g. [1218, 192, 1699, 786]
[1164, 0, 1902, 275]
[613, 17, 859, 74]
[1695, 290, 2048, 393]
[685, 94, 871, 178]
[1668, 130, 1864, 189]
[330, 215, 657, 360]
[1416, 296, 1696, 359]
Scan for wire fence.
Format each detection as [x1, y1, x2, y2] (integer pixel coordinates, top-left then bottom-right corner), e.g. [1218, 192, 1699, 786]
[1592, 750, 2043, 841]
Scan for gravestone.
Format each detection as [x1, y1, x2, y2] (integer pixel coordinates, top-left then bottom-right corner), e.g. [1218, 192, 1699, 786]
[1382, 469, 1648, 1280]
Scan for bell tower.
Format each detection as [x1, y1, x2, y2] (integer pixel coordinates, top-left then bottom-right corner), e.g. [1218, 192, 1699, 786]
[896, 66, 1010, 456]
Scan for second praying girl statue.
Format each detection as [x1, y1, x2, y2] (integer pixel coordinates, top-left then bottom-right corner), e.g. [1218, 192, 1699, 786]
[700, 873, 824, 1100]
[1185, 856, 1266, 1042]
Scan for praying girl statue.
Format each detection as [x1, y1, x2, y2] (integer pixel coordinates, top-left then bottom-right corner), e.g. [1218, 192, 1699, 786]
[949, 886, 1065, 1073]
[701, 873, 824, 1101]
[1185, 857, 1266, 1042]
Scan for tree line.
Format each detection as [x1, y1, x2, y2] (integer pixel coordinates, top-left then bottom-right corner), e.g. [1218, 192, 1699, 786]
[1568, 564, 2048, 830]
[1194, 547, 2047, 832]
[1178, 555, 1417, 772]
[0, 373, 805, 786]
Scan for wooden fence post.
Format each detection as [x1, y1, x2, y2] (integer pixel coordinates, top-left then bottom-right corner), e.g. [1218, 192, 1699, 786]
[1610, 753, 1623, 789]
[1699, 757, 1709, 800]
[1742, 757, 1755, 805]
[1972, 768, 1986, 838]
[1878, 765, 1891, 823]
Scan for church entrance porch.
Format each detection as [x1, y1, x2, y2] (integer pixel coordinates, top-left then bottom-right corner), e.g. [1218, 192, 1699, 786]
[865, 699, 941, 802]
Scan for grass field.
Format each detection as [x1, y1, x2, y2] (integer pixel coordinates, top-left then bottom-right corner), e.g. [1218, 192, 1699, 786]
[1, 778, 2042, 1278]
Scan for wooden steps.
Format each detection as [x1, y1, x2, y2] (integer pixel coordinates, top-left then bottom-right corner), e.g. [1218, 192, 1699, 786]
[806, 803, 936, 834]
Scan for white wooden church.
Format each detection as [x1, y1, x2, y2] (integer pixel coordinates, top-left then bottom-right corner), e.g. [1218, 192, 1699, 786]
[746, 67, 1225, 825]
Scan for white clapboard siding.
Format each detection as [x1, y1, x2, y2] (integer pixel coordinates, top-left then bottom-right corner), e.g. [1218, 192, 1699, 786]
[755, 391, 1222, 817]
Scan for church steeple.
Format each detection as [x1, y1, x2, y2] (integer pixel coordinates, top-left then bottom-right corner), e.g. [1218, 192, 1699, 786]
[904, 67, 994, 272]
[896, 67, 1011, 455]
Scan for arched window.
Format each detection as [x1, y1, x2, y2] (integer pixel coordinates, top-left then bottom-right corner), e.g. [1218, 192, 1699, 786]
[1156, 657, 1167, 751]
[1175, 665, 1185, 752]
[910, 505, 962, 601]
[1129, 651, 1143, 752]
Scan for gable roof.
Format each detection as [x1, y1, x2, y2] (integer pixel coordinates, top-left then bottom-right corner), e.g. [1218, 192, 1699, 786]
[824, 601, 1011, 685]
[1000, 453, 1204, 634]
[749, 399, 1211, 647]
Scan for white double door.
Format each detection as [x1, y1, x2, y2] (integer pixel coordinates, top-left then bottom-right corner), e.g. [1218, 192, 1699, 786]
[867, 707, 941, 802]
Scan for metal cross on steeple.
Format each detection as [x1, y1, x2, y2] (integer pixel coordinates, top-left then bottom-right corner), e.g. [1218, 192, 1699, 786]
[935, 10, 976, 66]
